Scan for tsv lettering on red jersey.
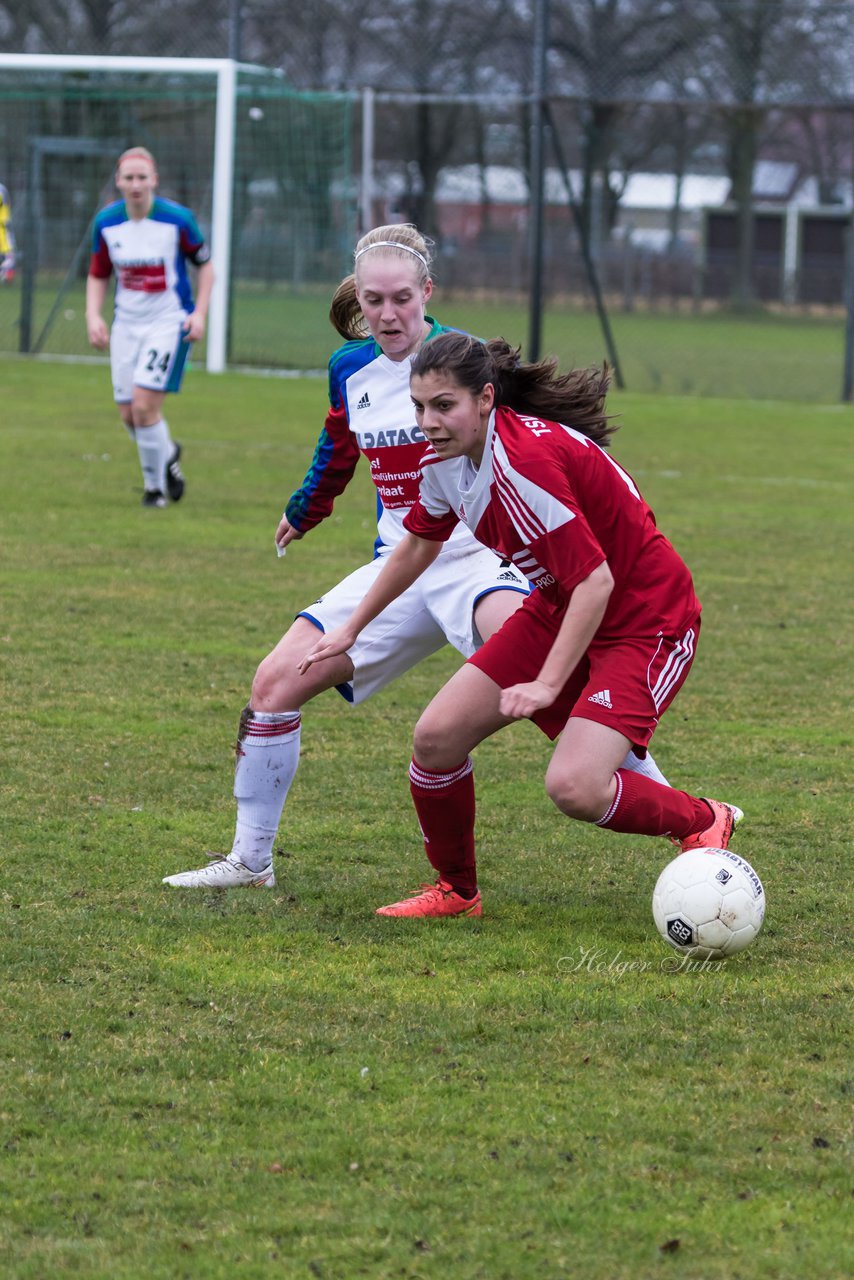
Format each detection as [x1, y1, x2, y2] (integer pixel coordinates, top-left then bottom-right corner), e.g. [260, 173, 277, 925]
[519, 416, 551, 437]
[355, 426, 426, 449]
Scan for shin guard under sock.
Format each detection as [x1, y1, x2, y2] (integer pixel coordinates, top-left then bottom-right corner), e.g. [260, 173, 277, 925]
[409, 757, 478, 897]
[596, 768, 710, 839]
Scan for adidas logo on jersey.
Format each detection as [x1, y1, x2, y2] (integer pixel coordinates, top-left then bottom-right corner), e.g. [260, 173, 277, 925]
[357, 392, 371, 409]
[588, 689, 613, 708]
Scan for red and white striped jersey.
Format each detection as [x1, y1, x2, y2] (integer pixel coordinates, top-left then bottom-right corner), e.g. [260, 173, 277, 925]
[404, 406, 699, 637]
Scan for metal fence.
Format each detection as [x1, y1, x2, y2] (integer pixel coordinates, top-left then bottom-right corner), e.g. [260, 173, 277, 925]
[1, 57, 853, 401]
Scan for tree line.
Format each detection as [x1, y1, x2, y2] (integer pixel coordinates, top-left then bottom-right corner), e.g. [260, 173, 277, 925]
[3, 0, 854, 306]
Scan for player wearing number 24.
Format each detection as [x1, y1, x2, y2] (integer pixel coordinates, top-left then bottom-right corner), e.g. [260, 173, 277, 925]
[86, 146, 214, 509]
[300, 333, 744, 917]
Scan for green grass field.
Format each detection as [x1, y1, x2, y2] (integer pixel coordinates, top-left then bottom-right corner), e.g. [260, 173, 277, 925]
[1, 359, 852, 1279]
[0, 278, 849, 403]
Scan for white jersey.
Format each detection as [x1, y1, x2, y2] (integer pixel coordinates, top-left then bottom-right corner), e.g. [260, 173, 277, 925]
[285, 319, 479, 557]
[89, 197, 210, 325]
[286, 322, 530, 704]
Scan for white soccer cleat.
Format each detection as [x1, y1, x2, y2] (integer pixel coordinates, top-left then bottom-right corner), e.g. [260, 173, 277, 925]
[162, 854, 276, 888]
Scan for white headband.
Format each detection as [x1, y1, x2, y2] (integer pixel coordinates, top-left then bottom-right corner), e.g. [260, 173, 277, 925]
[355, 240, 428, 268]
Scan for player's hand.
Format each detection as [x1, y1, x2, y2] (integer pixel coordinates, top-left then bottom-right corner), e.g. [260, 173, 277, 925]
[275, 516, 305, 552]
[86, 315, 110, 350]
[499, 679, 558, 720]
[297, 626, 357, 674]
[183, 310, 205, 342]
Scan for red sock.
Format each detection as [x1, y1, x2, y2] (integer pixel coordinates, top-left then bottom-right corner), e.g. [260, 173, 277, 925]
[409, 757, 478, 896]
[596, 769, 711, 839]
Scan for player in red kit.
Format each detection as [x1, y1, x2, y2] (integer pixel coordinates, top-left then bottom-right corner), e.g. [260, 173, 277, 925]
[300, 333, 743, 917]
[163, 234, 672, 893]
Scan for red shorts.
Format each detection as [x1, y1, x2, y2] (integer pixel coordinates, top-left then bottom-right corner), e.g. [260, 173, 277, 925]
[468, 589, 701, 745]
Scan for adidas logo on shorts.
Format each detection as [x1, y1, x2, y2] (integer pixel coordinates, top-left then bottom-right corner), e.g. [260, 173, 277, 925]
[357, 392, 371, 409]
[497, 570, 519, 581]
[588, 689, 613, 708]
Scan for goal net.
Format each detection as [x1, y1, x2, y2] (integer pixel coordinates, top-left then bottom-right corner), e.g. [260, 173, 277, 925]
[0, 54, 354, 371]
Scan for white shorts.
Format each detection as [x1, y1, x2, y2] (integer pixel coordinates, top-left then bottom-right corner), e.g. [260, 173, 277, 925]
[298, 547, 529, 704]
[110, 315, 192, 402]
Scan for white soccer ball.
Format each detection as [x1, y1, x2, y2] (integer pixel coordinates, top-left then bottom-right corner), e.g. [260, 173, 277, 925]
[652, 847, 766, 960]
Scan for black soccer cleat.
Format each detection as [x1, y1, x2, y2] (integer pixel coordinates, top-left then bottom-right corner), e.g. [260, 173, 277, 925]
[142, 489, 167, 509]
[166, 443, 185, 502]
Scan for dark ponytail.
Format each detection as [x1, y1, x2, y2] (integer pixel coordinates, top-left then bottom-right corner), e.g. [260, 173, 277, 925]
[412, 333, 617, 448]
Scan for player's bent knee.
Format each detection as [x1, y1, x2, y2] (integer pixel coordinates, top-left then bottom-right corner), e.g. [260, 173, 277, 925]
[130, 399, 165, 428]
[412, 714, 463, 771]
[249, 672, 270, 708]
[250, 652, 282, 707]
[544, 765, 608, 822]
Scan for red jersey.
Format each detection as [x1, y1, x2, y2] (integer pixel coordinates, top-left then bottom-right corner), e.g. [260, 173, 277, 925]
[403, 405, 699, 639]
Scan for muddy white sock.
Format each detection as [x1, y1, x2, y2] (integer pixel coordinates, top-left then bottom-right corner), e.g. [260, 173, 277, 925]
[230, 708, 302, 871]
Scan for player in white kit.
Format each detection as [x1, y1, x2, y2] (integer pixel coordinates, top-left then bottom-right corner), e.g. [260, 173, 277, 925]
[163, 225, 669, 891]
[86, 147, 214, 508]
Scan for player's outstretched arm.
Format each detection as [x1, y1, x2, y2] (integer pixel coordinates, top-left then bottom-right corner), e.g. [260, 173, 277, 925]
[298, 533, 443, 672]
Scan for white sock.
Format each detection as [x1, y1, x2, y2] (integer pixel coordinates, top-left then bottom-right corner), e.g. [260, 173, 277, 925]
[230, 708, 302, 871]
[620, 748, 670, 787]
[159, 416, 175, 477]
[135, 418, 173, 493]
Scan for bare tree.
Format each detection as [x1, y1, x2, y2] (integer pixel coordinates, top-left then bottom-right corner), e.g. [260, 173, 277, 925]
[0, 0, 230, 56]
[779, 106, 854, 206]
[543, 0, 706, 255]
[5, 0, 854, 295]
[240, 0, 379, 89]
[700, 0, 854, 307]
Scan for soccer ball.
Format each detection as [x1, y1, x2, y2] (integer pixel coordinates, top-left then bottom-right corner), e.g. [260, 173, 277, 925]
[652, 847, 766, 960]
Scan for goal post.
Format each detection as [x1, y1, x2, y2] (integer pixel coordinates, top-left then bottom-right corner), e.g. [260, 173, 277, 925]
[0, 53, 355, 372]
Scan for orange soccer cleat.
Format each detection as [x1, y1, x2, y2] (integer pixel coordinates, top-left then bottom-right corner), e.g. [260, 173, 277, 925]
[375, 878, 482, 918]
[677, 799, 744, 853]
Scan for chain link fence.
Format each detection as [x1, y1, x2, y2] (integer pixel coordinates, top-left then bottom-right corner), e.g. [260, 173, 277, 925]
[1, 55, 853, 400]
